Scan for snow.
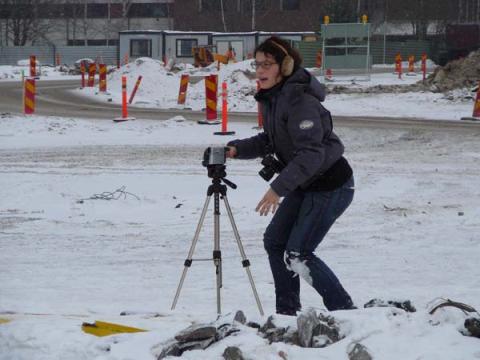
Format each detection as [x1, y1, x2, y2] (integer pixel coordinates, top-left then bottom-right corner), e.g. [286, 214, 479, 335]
[69, 57, 475, 120]
[1, 58, 480, 359]
[0, 65, 79, 81]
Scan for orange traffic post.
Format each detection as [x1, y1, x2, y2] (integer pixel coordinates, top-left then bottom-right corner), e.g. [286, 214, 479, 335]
[24, 78, 35, 114]
[114, 76, 135, 122]
[88, 63, 96, 87]
[198, 74, 220, 124]
[395, 53, 402, 79]
[461, 82, 480, 121]
[29, 55, 36, 77]
[98, 63, 107, 92]
[253, 81, 263, 130]
[407, 55, 415, 74]
[177, 74, 189, 105]
[80, 62, 86, 88]
[214, 81, 235, 135]
[421, 53, 427, 81]
[55, 53, 61, 66]
[315, 50, 322, 68]
[128, 75, 142, 104]
[325, 68, 333, 81]
[123, 53, 129, 65]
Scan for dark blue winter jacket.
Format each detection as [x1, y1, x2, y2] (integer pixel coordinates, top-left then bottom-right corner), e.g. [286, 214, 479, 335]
[228, 68, 351, 197]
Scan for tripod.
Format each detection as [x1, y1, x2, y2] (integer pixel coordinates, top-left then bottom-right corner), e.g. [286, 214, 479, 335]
[171, 164, 264, 316]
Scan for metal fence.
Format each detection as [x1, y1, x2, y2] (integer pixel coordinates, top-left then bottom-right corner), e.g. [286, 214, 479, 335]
[298, 39, 436, 68]
[0, 46, 118, 66]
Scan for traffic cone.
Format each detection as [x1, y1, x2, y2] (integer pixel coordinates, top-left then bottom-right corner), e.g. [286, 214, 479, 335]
[461, 83, 480, 121]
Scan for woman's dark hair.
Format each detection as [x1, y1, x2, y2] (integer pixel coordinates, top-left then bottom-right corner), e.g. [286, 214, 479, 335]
[254, 36, 303, 74]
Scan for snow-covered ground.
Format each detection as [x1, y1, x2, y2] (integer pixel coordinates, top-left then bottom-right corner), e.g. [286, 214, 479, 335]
[0, 64, 79, 81]
[0, 112, 479, 359]
[68, 58, 475, 121]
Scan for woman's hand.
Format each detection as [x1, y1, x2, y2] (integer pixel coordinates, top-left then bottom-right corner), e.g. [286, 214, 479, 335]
[256, 188, 280, 216]
[226, 146, 237, 158]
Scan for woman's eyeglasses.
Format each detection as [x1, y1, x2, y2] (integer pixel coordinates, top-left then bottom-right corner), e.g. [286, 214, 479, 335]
[251, 60, 277, 70]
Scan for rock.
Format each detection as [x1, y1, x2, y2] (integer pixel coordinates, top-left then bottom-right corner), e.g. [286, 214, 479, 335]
[297, 309, 320, 347]
[311, 322, 341, 348]
[217, 323, 241, 340]
[223, 346, 244, 360]
[157, 342, 182, 359]
[259, 315, 276, 333]
[174, 324, 217, 342]
[246, 321, 261, 329]
[233, 310, 246, 325]
[264, 326, 287, 343]
[177, 337, 216, 353]
[465, 318, 480, 338]
[364, 298, 416, 312]
[348, 343, 373, 360]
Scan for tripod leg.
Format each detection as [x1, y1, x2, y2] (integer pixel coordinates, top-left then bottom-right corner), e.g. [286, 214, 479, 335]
[214, 192, 222, 315]
[171, 195, 212, 311]
[222, 195, 264, 316]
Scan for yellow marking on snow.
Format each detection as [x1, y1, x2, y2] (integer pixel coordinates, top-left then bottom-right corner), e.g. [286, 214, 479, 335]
[0, 318, 11, 324]
[82, 320, 147, 337]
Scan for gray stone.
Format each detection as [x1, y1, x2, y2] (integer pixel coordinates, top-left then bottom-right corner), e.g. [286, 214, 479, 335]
[364, 298, 416, 312]
[264, 327, 287, 343]
[311, 322, 341, 347]
[465, 318, 480, 338]
[246, 321, 261, 329]
[259, 315, 276, 333]
[217, 323, 241, 340]
[223, 346, 245, 360]
[174, 324, 217, 342]
[348, 343, 373, 360]
[297, 309, 320, 347]
[233, 310, 247, 325]
[158, 342, 182, 359]
[178, 337, 216, 352]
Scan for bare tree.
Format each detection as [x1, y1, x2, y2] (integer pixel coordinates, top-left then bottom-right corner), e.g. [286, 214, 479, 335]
[0, 0, 56, 45]
[220, 0, 227, 31]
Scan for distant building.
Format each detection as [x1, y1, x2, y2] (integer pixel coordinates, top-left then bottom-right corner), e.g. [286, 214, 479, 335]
[172, 0, 323, 32]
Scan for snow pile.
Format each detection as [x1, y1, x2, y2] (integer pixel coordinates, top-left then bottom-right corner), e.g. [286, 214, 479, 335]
[103, 57, 258, 111]
[425, 50, 480, 92]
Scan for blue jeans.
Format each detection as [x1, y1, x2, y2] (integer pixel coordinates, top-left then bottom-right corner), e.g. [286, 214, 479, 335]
[263, 176, 355, 314]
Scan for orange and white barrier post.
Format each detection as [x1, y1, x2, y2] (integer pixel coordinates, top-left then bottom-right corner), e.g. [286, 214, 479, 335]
[214, 81, 235, 135]
[55, 53, 61, 66]
[461, 82, 480, 121]
[24, 78, 35, 114]
[421, 53, 427, 81]
[29, 55, 36, 77]
[395, 53, 402, 79]
[325, 68, 333, 81]
[123, 53, 129, 65]
[98, 63, 107, 92]
[177, 74, 189, 105]
[128, 75, 142, 104]
[88, 63, 96, 87]
[114, 76, 135, 122]
[80, 62, 86, 88]
[198, 74, 220, 124]
[407, 55, 415, 74]
[315, 50, 322, 68]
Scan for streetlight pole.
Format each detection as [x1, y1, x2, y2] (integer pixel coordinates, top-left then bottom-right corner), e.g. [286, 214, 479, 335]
[383, 0, 388, 64]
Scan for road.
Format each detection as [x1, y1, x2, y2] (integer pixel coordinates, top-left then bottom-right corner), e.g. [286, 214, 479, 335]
[1, 79, 479, 133]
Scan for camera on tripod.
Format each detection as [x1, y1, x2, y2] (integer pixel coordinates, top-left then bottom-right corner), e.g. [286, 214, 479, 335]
[259, 154, 284, 181]
[202, 146, 228, 167]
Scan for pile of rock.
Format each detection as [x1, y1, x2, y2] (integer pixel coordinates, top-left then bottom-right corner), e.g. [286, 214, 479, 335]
[156, 308, 373, 360]
[425, 50, 480, 92]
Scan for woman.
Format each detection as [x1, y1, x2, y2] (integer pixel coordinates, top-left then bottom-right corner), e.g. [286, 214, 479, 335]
[226, 36, 355, 315]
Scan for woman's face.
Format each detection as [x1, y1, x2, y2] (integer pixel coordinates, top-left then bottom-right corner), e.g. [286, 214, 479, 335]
[255, 51, 283, 90]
